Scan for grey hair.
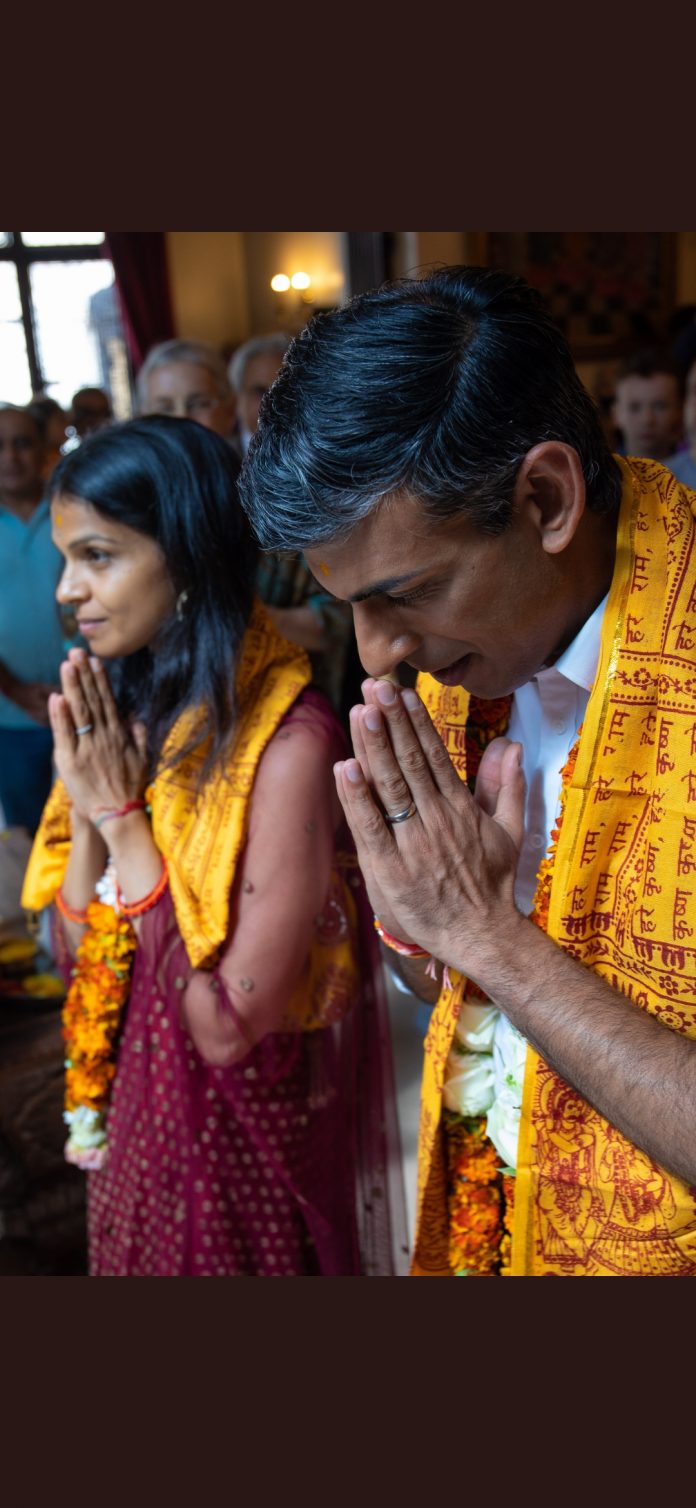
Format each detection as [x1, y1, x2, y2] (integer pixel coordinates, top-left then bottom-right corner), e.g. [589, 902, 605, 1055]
[228, 333, 292, 394]
[136, 339, 232, 411]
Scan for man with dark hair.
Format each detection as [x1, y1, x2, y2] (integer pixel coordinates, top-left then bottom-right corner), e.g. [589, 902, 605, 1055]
[612, 349, 683, 460]
[70, 387, 113, 439]
[240, 266, 696, 1278]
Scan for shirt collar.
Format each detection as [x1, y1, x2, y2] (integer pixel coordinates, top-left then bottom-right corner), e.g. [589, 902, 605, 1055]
[543, 593, 609, 694]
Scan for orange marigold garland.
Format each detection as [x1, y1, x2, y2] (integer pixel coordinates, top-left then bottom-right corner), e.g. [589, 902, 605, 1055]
[446, 1111, 505, 1276]
[62, 898, 137, 1170]
[444, 710, 582, 1276]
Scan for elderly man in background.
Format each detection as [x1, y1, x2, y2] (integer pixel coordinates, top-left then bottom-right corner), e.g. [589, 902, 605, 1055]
[137, 339, 238, 446]
[228, 333, 292, 456]
[0, 405, 65, 833]
[227, 331, 353, 710]
[241, 266, 696, 1278]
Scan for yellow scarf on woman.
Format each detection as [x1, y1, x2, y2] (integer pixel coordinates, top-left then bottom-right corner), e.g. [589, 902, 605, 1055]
[413, 459, 696, 1277]
[22, 600, 359, 1023]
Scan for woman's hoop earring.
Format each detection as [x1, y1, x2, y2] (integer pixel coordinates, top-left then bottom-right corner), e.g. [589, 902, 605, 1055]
[176, 589, 190, 621]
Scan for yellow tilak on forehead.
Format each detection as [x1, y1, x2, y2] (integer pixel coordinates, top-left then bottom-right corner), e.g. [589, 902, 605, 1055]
[54, 513, 63, 525]
[319, 561, 330, 577]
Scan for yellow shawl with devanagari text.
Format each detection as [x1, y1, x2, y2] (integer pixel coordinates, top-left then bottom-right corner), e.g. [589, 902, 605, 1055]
[413, 458, 696, 1277]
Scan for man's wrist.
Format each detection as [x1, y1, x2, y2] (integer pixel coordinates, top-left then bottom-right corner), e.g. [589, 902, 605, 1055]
[448, 906, 539, 1000]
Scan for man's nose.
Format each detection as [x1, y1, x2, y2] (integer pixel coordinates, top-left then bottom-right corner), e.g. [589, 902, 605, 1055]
[352, 603, 422, 680]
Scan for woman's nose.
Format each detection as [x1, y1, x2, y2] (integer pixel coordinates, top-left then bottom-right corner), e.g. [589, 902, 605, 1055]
[56, 563, 86, 605]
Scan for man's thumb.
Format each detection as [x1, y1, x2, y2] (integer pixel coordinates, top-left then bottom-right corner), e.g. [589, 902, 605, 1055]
[491, 741, 526, 853]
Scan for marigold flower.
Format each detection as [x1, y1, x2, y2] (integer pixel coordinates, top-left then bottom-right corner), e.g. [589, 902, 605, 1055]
[442, 715, 581, 1275]
[60, 900, 136, 1161]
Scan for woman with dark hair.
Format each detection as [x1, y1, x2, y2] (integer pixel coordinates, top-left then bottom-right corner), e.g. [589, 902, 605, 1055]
[21, 417, 405, 1277]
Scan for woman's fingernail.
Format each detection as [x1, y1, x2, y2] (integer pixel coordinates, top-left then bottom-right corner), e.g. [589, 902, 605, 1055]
[346, 762, 363, 785]
[364, 707, 381, 732]
[376, 680, 396, 705]
[402, 689, 419, 711]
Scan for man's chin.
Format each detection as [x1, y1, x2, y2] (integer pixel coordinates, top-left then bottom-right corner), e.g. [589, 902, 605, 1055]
[428, 657, 526, 701]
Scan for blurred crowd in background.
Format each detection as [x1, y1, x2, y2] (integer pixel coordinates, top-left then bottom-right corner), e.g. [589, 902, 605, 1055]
[2, 230, 696, 1275]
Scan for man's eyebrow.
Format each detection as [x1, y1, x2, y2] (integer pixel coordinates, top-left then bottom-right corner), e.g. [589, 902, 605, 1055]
[349, 570, 424, 604]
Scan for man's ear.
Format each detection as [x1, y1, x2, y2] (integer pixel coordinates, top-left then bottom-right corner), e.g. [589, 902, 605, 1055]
[513, 441, 587, 555]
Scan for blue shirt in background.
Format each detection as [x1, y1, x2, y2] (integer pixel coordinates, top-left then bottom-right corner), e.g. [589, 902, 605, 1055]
[665, 450, 696, 492]
[0, 499, 66, 729]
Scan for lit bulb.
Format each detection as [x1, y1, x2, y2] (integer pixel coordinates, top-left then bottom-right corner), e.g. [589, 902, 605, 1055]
[291, 272, 311, 290]
[271, 274, 291, 292]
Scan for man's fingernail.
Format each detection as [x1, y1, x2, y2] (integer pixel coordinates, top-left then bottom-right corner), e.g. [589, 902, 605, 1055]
[364, 707, 381, 732]
[402, 689, 419, 711]
[376, 680, 396, 705]
[89, 656, 100, 671]
[346, 762, 363, 784]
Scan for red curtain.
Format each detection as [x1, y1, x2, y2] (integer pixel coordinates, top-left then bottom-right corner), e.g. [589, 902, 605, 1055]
[105, 233, 175, 374]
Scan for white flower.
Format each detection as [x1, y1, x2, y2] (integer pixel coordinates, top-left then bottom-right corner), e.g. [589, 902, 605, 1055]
[483, 1014, 529, 1168]
[452, 998, 499, 1054]
[485, 1087, 522, 1169]
[493, 1015, 528, 1100]
[443, 1050, 495, 1117]
[95, 858, 118, 911]
[64, 1103, 106, 1150]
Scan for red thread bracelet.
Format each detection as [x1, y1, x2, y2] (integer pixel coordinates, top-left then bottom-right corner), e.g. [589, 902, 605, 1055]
[93, 799, 148, 831]
[55, 888, 90, 925]
[373, 917, 430, 957]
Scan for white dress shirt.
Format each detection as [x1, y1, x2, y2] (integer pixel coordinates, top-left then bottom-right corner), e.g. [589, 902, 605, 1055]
[507, 592, 609, 914]
[486, 593, 609, 1164]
